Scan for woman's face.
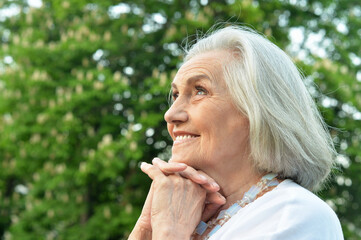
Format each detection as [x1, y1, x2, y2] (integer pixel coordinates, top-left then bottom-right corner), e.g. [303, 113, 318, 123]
[165, 50, 251, 173]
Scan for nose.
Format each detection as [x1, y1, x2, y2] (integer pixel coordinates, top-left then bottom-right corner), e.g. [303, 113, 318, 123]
[164, 98, 188, 124]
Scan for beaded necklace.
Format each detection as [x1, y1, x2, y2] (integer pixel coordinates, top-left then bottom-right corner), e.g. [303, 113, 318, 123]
[192, 173, 280, 240]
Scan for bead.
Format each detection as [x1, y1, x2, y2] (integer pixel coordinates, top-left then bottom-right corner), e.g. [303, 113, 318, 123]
[227, 203, 241, 216]
[244, 186, 260, 201]
[243, 195, 252, 203]
[216, 209, 226, 220]
[195, 221, 208, 235]
[218, 218, 226, 225]
[238, 197, 250, 205]
[268, 179, 279, 186]
[263, 173, 277, 180]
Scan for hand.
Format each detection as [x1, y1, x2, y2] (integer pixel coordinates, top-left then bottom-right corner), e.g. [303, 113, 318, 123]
[152, 158, 226, 222]
[131, 162, 188, 236]
[141, 162, 206, 239]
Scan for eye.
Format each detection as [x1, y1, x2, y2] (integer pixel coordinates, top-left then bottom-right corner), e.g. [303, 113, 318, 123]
[172, 91, 179, 100]
[195, 86, 208, 96]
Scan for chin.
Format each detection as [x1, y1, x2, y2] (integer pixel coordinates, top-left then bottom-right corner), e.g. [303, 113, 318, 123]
[169, 154, 186, 164]
[170, 152, 203, 170]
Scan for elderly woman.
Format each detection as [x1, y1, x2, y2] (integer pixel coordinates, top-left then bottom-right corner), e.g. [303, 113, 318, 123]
[129, 26, 343, 239]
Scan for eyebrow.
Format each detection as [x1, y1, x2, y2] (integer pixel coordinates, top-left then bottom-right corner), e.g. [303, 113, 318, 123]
[171, 74, 211, 89]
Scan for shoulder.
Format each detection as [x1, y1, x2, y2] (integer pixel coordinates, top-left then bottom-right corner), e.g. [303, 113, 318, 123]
[270, 179, 337, 217]
[213, 180, 344, 240]
[268, 180, 342, 233]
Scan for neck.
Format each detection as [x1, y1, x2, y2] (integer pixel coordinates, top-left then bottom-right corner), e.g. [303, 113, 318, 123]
[206, 164, 263, 210]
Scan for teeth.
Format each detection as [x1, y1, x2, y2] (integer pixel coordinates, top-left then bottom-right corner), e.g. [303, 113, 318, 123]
[175, 135, 197, 140]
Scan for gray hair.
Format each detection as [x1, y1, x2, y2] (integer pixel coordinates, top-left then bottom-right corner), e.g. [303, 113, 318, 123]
[184, 26, 337, 191]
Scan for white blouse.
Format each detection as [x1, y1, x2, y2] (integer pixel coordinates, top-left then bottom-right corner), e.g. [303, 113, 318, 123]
[209, 179, 344, 240]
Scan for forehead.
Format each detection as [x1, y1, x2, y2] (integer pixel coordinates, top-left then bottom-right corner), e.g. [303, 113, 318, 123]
[172, 50, 230, 87]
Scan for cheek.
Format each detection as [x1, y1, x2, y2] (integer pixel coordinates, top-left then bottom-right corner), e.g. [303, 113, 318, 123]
[212, 112, 249, 148]
[226, 120, 250, 153]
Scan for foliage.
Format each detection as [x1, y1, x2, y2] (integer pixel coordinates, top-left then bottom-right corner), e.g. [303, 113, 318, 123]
[0, 0, 360, 239]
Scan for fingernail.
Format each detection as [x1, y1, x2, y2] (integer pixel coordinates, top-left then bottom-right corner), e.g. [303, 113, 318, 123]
[212, 182, 220, 189]
[140, 162, 149, 169]
[176, 163, 187, 167]
[169, 162, 186, 167]
[198, 174, 207, 181]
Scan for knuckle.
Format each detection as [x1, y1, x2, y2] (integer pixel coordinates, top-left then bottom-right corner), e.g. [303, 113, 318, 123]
[169, 174, 182, 184]
[174, 177, 182, 185]
[185, 178, 193, 186]
[179, 171, 188, 178]
[157, 178, 170, 188]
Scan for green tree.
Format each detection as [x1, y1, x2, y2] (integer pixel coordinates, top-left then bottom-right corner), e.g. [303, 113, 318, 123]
[0, 0, 360, 239]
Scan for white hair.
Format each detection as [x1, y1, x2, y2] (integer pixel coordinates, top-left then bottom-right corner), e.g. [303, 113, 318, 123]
[184, 26, 337, 191]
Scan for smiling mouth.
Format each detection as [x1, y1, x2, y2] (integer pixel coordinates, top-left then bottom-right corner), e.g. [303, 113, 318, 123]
[173, 134, 200, 145]
[175, 135, 199, 140]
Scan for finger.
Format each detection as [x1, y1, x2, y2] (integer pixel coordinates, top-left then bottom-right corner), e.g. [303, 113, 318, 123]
[152, 158, 187, 174]
[140, 162, 166, 180]
[197, 170, 221, 191]
[153, 158, 221, 192]
[140, 183, 154, 216]
[201, 203, 223, 222]
[179, 170, 220, 192]
[205, 192, 226, 206]
[177, 168, 208, 185]
[142, 183, 154, 210]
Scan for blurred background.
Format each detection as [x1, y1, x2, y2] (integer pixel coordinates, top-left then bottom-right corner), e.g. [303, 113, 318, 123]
[0, 0, 360, 239]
